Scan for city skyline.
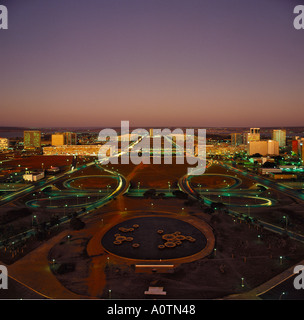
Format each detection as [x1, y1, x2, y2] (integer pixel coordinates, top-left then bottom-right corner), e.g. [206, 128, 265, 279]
[0, 0, 304, 128]
[2, 0, 304, 304]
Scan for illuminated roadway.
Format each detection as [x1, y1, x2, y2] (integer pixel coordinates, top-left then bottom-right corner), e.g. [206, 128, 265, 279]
[178, 161, 304, 243]
[0, 137, 145, 246]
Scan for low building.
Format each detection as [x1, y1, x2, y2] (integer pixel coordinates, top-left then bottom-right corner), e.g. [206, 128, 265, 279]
[269, 173, 297, 180]
[46, 166, 60, 174]
[258, 168, 282, 175]
[23, 171, 45, 182]
[249, 157, 269, 165]
[43, 145, 114, 156]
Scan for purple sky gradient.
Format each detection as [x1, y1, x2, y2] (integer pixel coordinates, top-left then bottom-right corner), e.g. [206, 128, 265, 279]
[0, 0, 303, 127]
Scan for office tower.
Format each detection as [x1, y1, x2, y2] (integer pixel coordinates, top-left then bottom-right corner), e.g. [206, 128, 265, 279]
[248, 141, 268, 156]
[0, 138, 9, 150]
[272, 129, 286, 147]
[66, 132, 77, 145]
[248, 140, 279, 156]
[24, 130, 41, 149]
[249, 128, 260, 142]
[292, 139, 299, 154]
[267, 140, 279, 155]
[292, 136, 304, 156]
[243, 128, 260, 144]
[231, 133, 243, 146]
[52, 132, 77, 146]
[52, 133, 65, 146]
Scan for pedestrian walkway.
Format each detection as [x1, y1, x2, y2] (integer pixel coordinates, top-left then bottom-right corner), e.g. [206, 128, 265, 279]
[3, 231, 89, 299]
[225, 259, 304, 299]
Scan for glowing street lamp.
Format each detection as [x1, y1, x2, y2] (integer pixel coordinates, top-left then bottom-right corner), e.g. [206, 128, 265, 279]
[246, 204, 250, 217]
[283, 216, 288, 229]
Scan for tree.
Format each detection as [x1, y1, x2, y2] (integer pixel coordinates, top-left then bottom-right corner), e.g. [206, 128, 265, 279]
[70, 217, 85, 230]
[211, 202, 226, 212]
[262, 161, 276, 168]
[250, 153, 262, 158]
[143, 189, 157, 199]
[172, 190, 188, 199]
[204, 207, 215, 214]
[49, 215, 60, 227]
[184, 198, 198, 207]
[210, 214, 221, 224]
[274, 155, 284, 165]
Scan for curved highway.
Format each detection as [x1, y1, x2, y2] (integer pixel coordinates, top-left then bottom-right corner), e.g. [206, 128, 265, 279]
[179, 162, 304, 244]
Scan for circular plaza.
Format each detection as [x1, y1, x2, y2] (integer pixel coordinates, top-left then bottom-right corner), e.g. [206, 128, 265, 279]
[98, 214, 215, 262]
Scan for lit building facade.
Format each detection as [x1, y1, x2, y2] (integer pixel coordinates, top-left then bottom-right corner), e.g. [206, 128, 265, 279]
[292, 139, 299, 154]
[0, 138, 9, 150]
[52, 132, 77, 146]
[243, 128, 260, 145]
[248, 141, 268, 155]
[272, 129, 286, 147]
[24, 131, 41, 149]
[267, 140, 279, 155]
[43, 145, 114, 156]
[248, 140, 279, 156]
[23, 171, 45, 182]
[231, 133, 243, 146]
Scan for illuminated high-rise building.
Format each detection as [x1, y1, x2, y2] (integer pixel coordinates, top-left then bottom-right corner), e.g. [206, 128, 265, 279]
[52, 133, 64, 146]
[52, 132, 77, 146]
[24, 130, 41, 149]
[0, 138, 9, 150]
[243, 128, 260, 144]
[291, 136, 304, 156]
[231, 133, 243, 146]
[267, 140, 279, 155]
[272, 129, 286, 147]
[249, 128, 260, 142]
[248, 140, 279, 156]
[292, 139, 299, 154]
[64, 132, 77, 145]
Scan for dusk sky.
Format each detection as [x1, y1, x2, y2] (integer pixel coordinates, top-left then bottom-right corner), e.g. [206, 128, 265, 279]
[0, 0, 303, 128]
